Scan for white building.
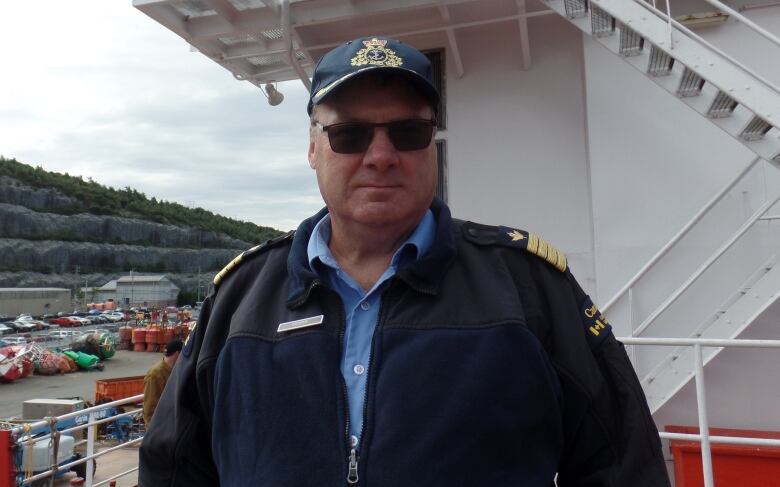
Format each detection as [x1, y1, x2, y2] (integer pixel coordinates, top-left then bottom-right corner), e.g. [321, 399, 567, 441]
[95, 279, 118, 303]
[135, 0, 780, 483]
[115, 274, 179, 308]
[0, 288, 72, 316]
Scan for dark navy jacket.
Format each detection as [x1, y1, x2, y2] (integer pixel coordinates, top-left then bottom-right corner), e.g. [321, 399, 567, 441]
[139, 200, 670, 486]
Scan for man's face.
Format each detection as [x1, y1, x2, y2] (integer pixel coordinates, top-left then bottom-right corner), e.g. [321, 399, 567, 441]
[308, 78, 437, 233]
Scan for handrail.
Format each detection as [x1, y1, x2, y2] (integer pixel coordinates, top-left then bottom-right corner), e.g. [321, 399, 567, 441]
[661, 431, 780, 448]
[619, 336, 780, 347]
[633, 193, 780, 336]
[11, 394, 143, 436]
[602, 157, 760, 313]
[11, 394, 144, 487]
[620, 336, 780, 487]
[633, 0, 780, 96]
[702, 0, 780, 50]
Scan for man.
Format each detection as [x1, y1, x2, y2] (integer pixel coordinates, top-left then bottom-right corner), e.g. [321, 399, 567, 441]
[140, 36, 670, 486]
[142, 338, 182, 425]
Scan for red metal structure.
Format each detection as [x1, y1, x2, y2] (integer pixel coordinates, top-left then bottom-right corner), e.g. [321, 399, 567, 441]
[0, 429, 13, 487]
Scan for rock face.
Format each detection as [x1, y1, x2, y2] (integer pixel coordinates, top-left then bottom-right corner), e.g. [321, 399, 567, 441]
[0, 204, 249, 250]
[0, 176, 256, 299]
[0, 176, 80, 210]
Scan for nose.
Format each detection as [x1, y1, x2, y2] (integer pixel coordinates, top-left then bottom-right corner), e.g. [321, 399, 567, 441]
[362, 127, 400, 170]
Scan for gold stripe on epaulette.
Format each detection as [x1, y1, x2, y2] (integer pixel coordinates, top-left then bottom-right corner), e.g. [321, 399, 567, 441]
[213, 252, 244, 286]
[526, 232, 568, 272]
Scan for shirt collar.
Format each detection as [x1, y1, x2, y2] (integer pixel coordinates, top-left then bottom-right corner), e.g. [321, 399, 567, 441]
[307, 210, 436, 274]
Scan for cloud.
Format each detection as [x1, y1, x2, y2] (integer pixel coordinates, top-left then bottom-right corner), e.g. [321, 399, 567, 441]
[0, 0, 322, 231]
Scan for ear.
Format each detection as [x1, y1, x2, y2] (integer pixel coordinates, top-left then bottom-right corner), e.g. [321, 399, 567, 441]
[308, 138, 317, 169]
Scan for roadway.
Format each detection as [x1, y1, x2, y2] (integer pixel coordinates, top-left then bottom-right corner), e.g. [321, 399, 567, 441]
[0, 350, 161, 418]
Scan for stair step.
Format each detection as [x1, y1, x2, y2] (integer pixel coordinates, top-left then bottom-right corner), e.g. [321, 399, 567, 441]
[641, 261, 780, 413]
[545, 0, 780, 165]
[677, 68, 705, 97]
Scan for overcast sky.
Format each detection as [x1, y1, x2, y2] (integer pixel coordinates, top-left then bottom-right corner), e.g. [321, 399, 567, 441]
[0, 1, 321, 231]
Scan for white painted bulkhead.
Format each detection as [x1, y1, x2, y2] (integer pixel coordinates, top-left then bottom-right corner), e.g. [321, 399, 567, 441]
[413, 5, 780, 480]
[133, 0, 780, 481]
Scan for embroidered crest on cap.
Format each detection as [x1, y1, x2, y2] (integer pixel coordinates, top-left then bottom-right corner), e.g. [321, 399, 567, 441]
[351, 38, 403, 67]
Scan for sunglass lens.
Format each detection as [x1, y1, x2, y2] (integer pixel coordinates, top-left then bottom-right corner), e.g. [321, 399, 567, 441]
[328, 124, 373, 154]
[389, 121, 433, 151]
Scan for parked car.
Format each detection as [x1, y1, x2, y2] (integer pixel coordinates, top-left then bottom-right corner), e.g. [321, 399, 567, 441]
[0, 324, 13, 336]
[9, 321, 38, 333]
[101, 312, 124, 323]
[48, 330, 82, 339]
[3, 336, 28, 345]
[49, 317, 81, 328]
[16, 314, 34, 321]
[68, 316, 91, 326]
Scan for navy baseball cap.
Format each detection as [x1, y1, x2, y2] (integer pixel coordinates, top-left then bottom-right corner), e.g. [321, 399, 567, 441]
[308, 36, 440, 114]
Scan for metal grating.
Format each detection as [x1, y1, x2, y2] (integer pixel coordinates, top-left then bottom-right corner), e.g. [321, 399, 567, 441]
[564, 0, 588, 19]
[647, 45, 674, 76]
[230, 0, 266, 10]
[248, 54, 286, 67]
[619, 24, 644, 56]
[740, 116, 773, 141]
[170, 0, 216, 18]
[220, 34, 256, 46]
[590, 5, 615, 37]
[262, 28, 283, 40]
[248, 51, 306, 67]
[707, 91, 738, 118]
[677, 68, 705, 97]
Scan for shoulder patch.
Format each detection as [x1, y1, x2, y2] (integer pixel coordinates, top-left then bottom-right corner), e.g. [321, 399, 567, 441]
[462, 222, 568, 272]
[213, 231, 295, 286]
[580, 296, 612, 348]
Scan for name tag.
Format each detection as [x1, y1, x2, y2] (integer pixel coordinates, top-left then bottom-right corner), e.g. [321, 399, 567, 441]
[277, 315, 324, 333]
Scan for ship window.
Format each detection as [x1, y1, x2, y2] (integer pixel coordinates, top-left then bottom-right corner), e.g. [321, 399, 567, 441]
[423, 49, 446, 130]
[435, 140, 448, 203]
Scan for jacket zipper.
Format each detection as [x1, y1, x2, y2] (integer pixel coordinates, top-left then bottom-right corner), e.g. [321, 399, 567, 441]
[348, 282, 392, 485]
[334, 293, 359, 485]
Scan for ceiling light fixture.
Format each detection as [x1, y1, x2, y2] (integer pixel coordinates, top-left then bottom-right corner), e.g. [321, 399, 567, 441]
[263, 82, 284, 106]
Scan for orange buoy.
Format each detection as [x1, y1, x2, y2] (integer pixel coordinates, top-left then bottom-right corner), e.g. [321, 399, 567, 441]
[132, 328, 147, 344]
[146, 327, 159, 346]
[119, 326, 132, 341]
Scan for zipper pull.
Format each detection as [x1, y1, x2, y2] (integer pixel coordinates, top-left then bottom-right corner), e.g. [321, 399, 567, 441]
[347, 448, 359, 484]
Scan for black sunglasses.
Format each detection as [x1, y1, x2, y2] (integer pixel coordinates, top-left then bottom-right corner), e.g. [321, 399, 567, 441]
[313, 119, 436, 154]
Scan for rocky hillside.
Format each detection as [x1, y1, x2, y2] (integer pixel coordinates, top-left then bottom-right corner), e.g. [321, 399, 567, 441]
[0, 159, 284, 303]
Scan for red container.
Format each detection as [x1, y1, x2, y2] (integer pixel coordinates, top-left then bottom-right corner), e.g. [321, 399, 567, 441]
[119, 326, 132, 341]
[95, 376, 145, 402]
[146, 327, 159, 345]
[131, 328, 146, 344]
[667, 425, 780, 487]
[133, 343, 145, 352]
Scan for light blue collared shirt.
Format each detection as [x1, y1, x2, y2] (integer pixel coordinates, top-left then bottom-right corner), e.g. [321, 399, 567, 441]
[307, 210, 435, 448]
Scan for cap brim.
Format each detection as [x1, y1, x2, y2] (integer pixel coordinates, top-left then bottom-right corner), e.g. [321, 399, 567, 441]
[308, 65, 439, 114]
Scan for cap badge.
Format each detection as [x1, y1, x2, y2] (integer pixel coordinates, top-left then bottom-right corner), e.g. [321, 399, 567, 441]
[351, 38, 403, 68]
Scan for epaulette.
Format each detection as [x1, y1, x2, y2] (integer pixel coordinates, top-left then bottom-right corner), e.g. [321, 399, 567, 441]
[462, 222, 568, 272]
[213, 231, 295, 286]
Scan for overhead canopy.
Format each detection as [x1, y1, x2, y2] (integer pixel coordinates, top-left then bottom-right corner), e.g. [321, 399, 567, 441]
[132, 0, 563, 91]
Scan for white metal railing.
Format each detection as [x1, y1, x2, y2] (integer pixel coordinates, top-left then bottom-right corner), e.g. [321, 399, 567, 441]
[601, 157, 760, 313]
[635, 0, 780, 96]
[632, 193, 780, 336]
[10, 394, 144, 487]
[620, 336, 780, 487]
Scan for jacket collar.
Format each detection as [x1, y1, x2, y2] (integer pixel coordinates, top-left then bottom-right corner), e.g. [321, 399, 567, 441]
[286, 198, 457, 307]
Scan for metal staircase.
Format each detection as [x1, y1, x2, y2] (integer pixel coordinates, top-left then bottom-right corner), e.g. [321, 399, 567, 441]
[643, 251, 780, 412]
[545, 0, 780, 412]
[545, 0, 780, 167]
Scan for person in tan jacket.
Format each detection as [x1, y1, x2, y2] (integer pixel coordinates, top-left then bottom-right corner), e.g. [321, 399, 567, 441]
[143, 338, 182, 425]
